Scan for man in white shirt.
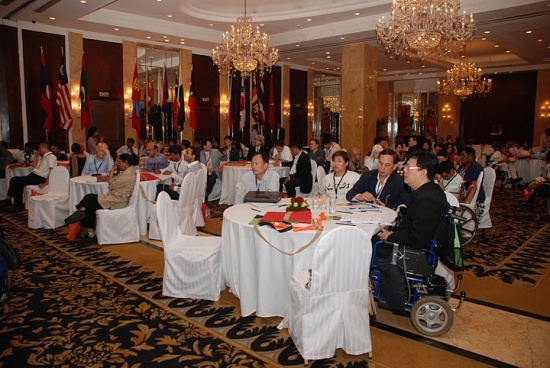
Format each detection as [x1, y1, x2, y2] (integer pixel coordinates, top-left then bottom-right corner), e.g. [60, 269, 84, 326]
[323, 136, 342, 162]
[434, 160, 463, 201]
[116, 138, 138, 157]
[272, 139, 293, 162]
[235, 151, 280, 204]
[82, 142, 114, 175]
[0, 142, 57, 212]
[155, 145, 188, 200]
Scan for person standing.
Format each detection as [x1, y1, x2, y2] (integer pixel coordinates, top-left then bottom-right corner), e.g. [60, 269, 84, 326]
[87, 127, 99, 155]
[271, 121, 285, 141]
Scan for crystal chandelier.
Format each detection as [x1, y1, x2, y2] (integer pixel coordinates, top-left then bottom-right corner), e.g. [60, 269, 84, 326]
[211, 0, 279, 78]
[376, 0, 475, 60]
[437, 62, 492, 100]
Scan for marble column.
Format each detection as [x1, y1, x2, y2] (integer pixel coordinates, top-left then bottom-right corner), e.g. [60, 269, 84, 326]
[307, 69, 314, 144]
[218, 74, 229, 140]
[341, 43, 379, 154]
[68, 32, 84, 146]
[122, 41, 137, 142]
[180, 50, 193, 144]
[282, 64, 290, 146]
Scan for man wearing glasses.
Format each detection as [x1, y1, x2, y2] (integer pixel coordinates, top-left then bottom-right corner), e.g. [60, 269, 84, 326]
[346, 149, 410, 209]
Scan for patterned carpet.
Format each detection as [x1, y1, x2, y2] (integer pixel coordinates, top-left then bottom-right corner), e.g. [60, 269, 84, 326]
[0, 210, 371, 367]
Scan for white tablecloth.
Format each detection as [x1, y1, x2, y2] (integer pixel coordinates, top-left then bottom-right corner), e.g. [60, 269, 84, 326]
[69, 174, 170, 235]
[219, 164, 290, 205]
[6, 165, 34, 184]
[221, 201, 396, 317]
[516, 159, 547, 183]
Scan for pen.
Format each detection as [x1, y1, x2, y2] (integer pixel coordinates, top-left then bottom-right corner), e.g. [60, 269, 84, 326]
[251, 208, 262, 213]
[336, 222, 355, 226]
[337, 210, 352, 214]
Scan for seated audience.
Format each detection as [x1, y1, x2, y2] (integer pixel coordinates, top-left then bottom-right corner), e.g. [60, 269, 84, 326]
[70, 143, 87, 178]
[307, 139, 325, 167]
[490, 145, 522, 185]
[116, 138, 138, 157]
[540, 128, 550, 151]
[280, 142, 312, 197]
[222, 135, 241, 161]
[272, 140, 293, 162]
[64, 154, 137, 237]
[323, 135, 341, 163]
[364, 143, 383, 171]
[322, 151, 360, 202]
[82, 142, 114, 175]
[50, 142, 68, 160]
[235, 151, 280, 204]
[19, 142, 36, 166]
[348, 147, 367, 174]
[246, 135, 269, 161]
[0, 142, 57, 213]
[155, 145, 188, 200]
[183, 149, 201, 176]
[434, 160, 463, 201]
[346, 149, 410, 209]
[199, 138, 223, 201]
[139, 138, 149, 157]
[145, 142, 169, 172]
[0, 141, 14, 178]
[457, 146, 485, 203]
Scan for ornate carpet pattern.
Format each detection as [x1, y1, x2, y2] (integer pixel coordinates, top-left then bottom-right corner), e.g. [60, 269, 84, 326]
[0, 211, 371, 367]
[462, 188, 550, 286]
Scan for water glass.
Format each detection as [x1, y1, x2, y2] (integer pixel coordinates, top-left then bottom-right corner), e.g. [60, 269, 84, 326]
[327, 196, 336, 215]
[311, 197, 318, 210]
[317, 194, 326, 210]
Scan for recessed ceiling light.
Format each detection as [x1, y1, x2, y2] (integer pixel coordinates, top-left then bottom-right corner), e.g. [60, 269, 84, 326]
[260, 23, 264, 26]
[49, 17, 55, 20]
[296, 44, 300, 47]
[326, 67, 330, 70]
[340, 37, 345, 40]
[180, 38, 184, 41]
[481, 37, 487, 41]
[164, 39, 169, 42]
[484, 30, 490, 34]
[163, 35, 167, 38]
[406, 60, 410, 63]
[80, 0, 87, 3]
[461, 54, 465, 58]
[287, 57, 290, 60]
[538, 39, 543, 42]
[114, 28, 119, 31]
[421, 65, 425, 68]
[419, 72, 422, 75]
[180, 41, 185, 44]
[149, 56, 154, 58]
[146, 36, 151, 39]
[156, 0, 162, 2]
[326, 51, 330, 54]
[209, 23, 214, 27]
[327, 55, 331, 59]
[495, 44, 499, 47]
[354, 12, 360, 16]
[311, 62, 316, 65]
[506, 50, 510, 53]
[526, 30, 532, 34]
[383, 68, 387, 71]
[167, 15, 172, 18]
[297, 24, 301, 27]
[306, 18, 312, 22]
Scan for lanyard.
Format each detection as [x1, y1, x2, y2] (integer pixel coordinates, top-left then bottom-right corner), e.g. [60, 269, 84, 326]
[94, 157, 104, 173]
[375, 177, 386, 199]
[175, 159, 184, 174]
[255, 177, 261, 191]
[444, 173, 458, 189]
[37, 152, 52, 168]
[332, 171, 346, 199]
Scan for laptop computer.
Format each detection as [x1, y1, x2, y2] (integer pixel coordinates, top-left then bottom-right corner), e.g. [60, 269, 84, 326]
[243, 191, 281, 203]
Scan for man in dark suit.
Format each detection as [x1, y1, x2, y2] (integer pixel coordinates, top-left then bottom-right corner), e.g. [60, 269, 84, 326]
[271, 122, 285, 142]
[346, 149, 410, 209]
[280, 142, 312, 197]
[246, 134, 269, 161]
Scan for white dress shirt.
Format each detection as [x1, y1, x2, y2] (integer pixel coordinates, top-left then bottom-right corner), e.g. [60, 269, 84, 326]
[33, 152, 57, 178]
[235, 170, 280, 204]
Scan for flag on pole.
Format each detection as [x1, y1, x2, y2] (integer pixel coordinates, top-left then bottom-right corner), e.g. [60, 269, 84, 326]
[157, 68, 162, 105]
[258, 75, 266, 132]
[147, 78, 152, 106]
[177, 82, 185, 131]
[161, 64, 169, 114]
[228, 75, 238, 131]
[80, 53, 91, 129]
[39, 47, 53, 132]
[268, 74, 275, 129]
[173, 74, 179, 131]
[188, 70, 197, 130]
[56, 47, 73, 132]
[131, 61, 141, 138]
[251, 76, 259, 129]
[239, 77, 246, 130]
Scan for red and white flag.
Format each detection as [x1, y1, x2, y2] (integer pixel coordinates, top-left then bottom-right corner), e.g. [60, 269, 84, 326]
[56, 47, 73, 132]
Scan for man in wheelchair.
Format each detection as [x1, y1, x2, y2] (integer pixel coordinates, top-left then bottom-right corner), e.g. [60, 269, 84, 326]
[374, 151, 450, 314]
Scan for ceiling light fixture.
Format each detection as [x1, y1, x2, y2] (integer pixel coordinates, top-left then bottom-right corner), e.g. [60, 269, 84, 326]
[437, 62, 492, 100]
[211, 0, 279, 77]
[376, 0, 475, 60]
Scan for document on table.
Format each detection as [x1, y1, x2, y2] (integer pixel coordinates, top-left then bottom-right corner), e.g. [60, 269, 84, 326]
[338, 213, 393, 225]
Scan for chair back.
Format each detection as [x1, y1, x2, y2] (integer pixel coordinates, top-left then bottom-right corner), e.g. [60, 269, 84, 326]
[156, 191, 180, 247]
[316, 165, 326, 187]
[461, 170, 484, 205]
[195, 168, 207, 202]
[127, 173, 141, 208]
[482, 167, 496, 204]
[309, 226, 372, 297]
[48, 166, 70, 195]
[444, 191, 459, 207]
[310, 160, 317, 182]
[178, 171, 196, 208]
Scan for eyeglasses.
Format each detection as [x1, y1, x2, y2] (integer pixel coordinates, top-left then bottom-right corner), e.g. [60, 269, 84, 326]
[403, 165, 421, 170]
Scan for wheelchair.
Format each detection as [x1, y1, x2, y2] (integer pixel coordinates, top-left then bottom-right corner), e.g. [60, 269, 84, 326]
[369, 211, 466, 337]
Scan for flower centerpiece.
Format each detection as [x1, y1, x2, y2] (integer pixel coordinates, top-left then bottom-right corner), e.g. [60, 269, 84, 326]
[286, 197, 309, 211]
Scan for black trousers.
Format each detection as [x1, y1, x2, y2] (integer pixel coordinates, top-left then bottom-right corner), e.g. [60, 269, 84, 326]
[282, 178, 301, 198]
[156, 183, 179, 200]
[76, 194, 104, 229]
[205, 173, 217, 201]
[7, 173, 46, 206]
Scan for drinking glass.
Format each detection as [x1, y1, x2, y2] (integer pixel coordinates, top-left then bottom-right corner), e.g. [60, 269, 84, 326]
[327, 196, 336, 215]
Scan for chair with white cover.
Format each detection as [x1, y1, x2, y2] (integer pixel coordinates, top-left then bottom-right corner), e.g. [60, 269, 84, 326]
[156, 191, 224, 301]
[458, 170, 483, 244]
[316, 165, 326, 194]
[280, 226, 373, 362]
[296, 159, 318, 198]
[27, 166, 70, 229]
[193, 167, 207, 227]
[95, 173, 140, 245]
[477, 167, 496, 229]
[149, 172, 197, 240]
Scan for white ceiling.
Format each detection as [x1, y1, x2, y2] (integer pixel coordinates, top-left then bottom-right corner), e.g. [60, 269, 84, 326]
[1, 0, 550, 80]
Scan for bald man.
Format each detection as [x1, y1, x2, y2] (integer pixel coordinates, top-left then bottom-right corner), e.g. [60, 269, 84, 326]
[348, 147, 367, 174]
[145, 142, 169, 172]
[82, 142, 113, 175]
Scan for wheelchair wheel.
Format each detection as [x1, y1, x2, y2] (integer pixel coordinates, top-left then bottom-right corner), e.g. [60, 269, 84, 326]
[458, 205, 477, 246]
[410, 296, 454, 337]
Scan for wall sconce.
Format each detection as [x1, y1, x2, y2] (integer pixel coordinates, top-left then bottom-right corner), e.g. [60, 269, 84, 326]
[283, 100, 290, 123]
[71, 87, 80, 114]
[124, 89, 132, 118]
[541, 101, 550, 124]
[307, 101, 314, 119]
[220, 95, 229, 121]
[442, 104, 452, 122]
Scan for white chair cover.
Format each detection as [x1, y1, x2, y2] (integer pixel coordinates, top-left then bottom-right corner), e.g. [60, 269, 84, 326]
[296, 160, 318, 198]
[149, 172, 197, 240]
[27, 167, 70, 229]
[207, 177, 222, 202]
[316, 165, 326, 194]
[193, 168, 207, 227]
[156, 192, 225, 301]
[96, 173, 140, 245]
[435, 191, 461, 290]
[478, 167, 496, 229]
[280, 226, 373, 361]
[459, 170, 483, 235]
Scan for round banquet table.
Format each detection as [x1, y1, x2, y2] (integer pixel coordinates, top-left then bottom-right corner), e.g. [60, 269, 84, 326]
[69, 174, 170, 236]
[221, 201, 396, 317]
[516, 159, 547, 183]
[5, 165, 34, 184]
[219, 163, 290, 205]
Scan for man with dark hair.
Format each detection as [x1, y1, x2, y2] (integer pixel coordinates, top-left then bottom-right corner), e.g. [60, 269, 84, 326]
[272, 121, 285, 141]
[272, 139, 293, 162]
[156, 145, 187, 200]
[199, 138, 223, 201]
[235, 151, 280, 204]
[116, 138, 138, 157]
[222, 135, 240, 161]
[145, 142, 169, 172]
[0, 142, 57, 213]
[346, 149, 410, 209]
[0, 141, 14, 179]
[378, 151, 449, 250]
[279, 142, 312, 197]
[434, 160, 463, 200]
[50, 142, 68, 160]
[457, 146, 485, 203]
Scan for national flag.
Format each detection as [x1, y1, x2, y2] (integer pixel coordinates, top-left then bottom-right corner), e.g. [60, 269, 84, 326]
[188, 70, 197, 130]
[80, 53, 91, 129]
[39, 47, 53, 132]
[147, 78, 152, 106]
[251, 76, 259, 129]
[177, 83, 185, 131]
[173, 74, 179, 131]
[239, 77, 246, 130]
[157, 68, 162, 105]
[258, 75, 266, 131]
[131, 61, 141, 138]
[268, 74, 275, 129]
[161, 64, 169, 114]
[56, 47, 72, 132]
[228, 75, 239, 131]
